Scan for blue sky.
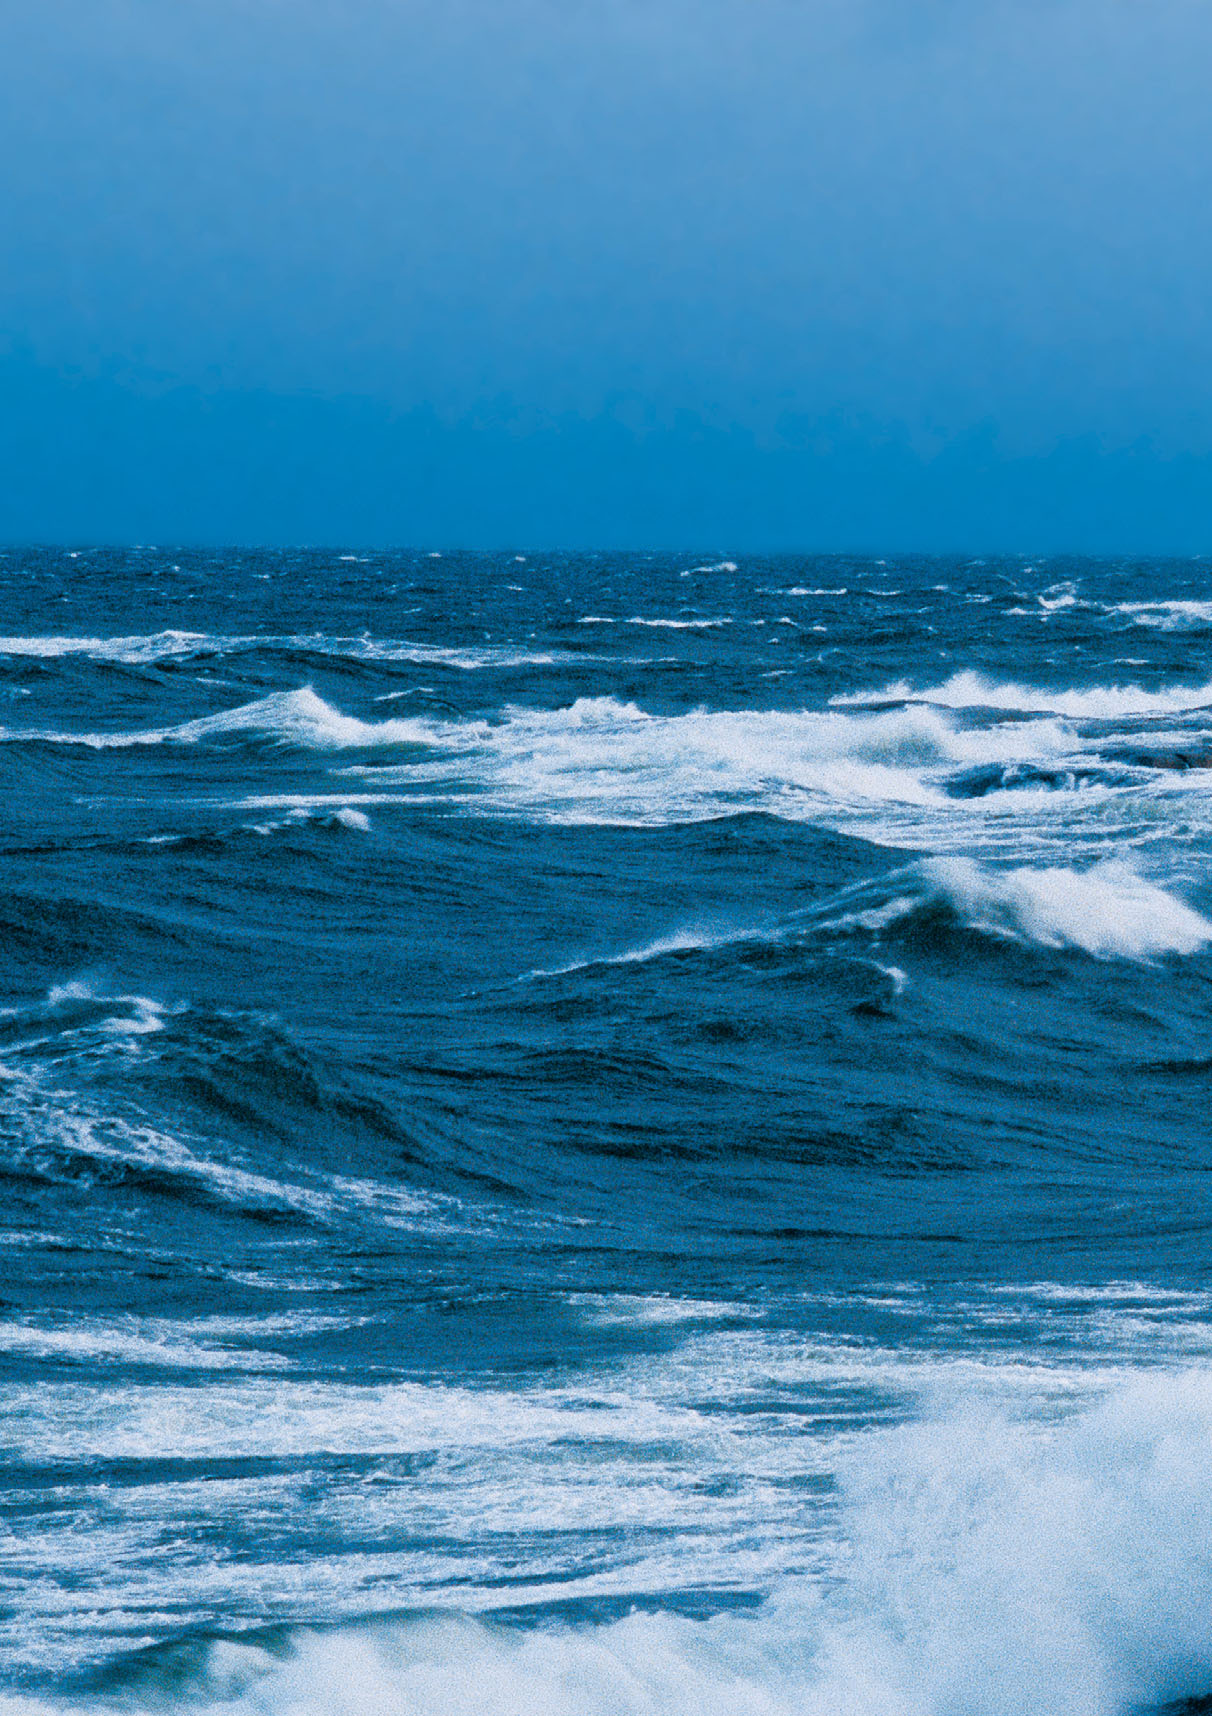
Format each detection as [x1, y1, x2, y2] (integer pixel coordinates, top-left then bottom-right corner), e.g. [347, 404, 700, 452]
[2, 0, 1211, 549]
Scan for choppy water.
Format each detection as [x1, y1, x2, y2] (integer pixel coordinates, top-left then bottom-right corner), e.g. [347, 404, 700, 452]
[5, 547, 1212, 1715]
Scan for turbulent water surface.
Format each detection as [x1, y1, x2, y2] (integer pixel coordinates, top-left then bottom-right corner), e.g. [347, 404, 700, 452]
[5, 548, 1212, 1715]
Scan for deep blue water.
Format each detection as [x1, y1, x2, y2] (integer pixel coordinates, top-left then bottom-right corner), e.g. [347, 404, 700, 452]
[4, 548, 1212, 1715]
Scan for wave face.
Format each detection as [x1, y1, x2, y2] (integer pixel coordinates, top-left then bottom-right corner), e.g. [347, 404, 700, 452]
[6, 548, 1212, 1715]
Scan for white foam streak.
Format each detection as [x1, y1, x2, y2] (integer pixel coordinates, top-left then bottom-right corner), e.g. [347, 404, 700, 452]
[525, 927, 744, 980]
[0, 632, 574, 669]
[623, 616, 733, 629]
[0, 1315, 313, 1372]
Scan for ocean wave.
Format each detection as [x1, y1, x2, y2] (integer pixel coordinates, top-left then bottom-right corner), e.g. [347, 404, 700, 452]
[1036, 579, 1081, 611]
[820, 859, 1212, 961]
[241, 804, 372, 836]
[16, 680, 1202, 864]
[0, 1059, 486, 1238]
[138, 804, 373, 851]
[576, 616, 732, 629]
[344, 695, 1078, 823]
[1111, 600, 1212, 631]
[818, 1367, 1212, 1716]
[0, 1065, 335, 1220]
[0, 1313, 339, 1372]
[834, 670, 1212, 720]
[572, 1293, 763, 1327]
[522, 927, 748, 981]
[623, 617, 733, 629]
[0, 985, 478, 1231]
[0, 688, 440, 752]
[918, 858, 1212, 959]
[312, 687, 1212, 861]
[524, 856, 1209, 999]
[18, 1369, 1212, 1716]
[0, 631, 577, 670]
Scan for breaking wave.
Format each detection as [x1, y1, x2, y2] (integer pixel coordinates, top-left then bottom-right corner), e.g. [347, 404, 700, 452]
[1111, 600, 1212, 631]
[822, 858, 1212, 961]
[12, 1371, 1212, 1716]
[0, 688, 439, 752]
[344, 695, 1078, 823]
[835, 670, 1212, 720]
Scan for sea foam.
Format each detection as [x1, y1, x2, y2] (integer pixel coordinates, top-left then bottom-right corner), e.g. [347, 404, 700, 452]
[12, 1371, 1212, 1716]
[345, 696, 1074, 823]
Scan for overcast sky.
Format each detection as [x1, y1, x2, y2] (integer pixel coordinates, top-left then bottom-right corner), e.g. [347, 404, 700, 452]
[2, 0, 1210, 548]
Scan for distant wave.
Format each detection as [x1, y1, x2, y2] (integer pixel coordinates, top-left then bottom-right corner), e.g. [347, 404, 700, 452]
[1111, 598, 1212, 631]
[0, 687, 441, 751]
[0, 631, 576, 670]
[20, 680, 1211, 867]
[835, 669, 1212, 719]
[577, 616, 732, 629]
[623, 616, 734, 629]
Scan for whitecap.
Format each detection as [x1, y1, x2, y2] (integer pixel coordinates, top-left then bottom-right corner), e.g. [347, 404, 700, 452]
[894, 859, 1212, 960]
[1112, 599, 1212, 630]
[0, 688, 440, 752]
[834, 669, 1212, 720]
[623, 616, 733, 629]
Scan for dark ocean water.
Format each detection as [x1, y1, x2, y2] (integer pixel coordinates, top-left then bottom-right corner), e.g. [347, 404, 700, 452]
[4, 547, 1212, 1715]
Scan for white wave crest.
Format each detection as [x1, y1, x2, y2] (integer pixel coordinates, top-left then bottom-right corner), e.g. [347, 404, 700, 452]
[345, 696, 1075, 825]
[0, 630, 214, 662]
[524, 926, 745, 980]
[245, 804, 372, 836]
[920, 858, 1212, 959]
[1112, 599, 1212, 631]
[1037, 580, 1080, 610]
[0, 688, 439, 751]
[624, 616, 733, 629]
[835, 669, 1212, 719]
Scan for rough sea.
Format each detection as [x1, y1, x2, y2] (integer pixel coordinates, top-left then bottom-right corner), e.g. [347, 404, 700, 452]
[5, 547, 1212, 1716]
